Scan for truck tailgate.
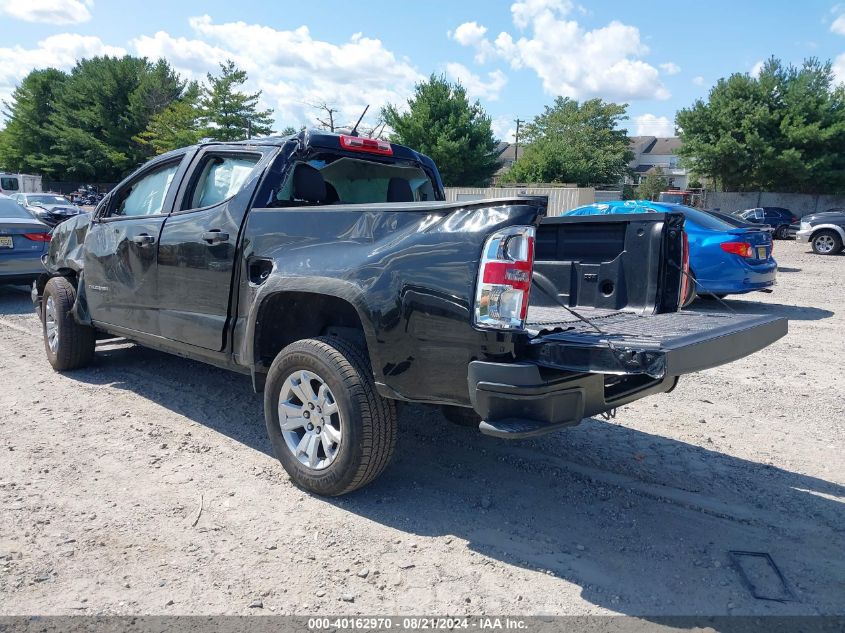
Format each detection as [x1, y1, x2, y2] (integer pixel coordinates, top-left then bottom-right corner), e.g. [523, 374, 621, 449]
[525, 307, 787, 378]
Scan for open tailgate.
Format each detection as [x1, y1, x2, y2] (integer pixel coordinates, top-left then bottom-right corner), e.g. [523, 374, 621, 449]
[525, 308, 787, 378]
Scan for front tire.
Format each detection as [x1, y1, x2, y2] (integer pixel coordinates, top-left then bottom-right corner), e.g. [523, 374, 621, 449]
[811, 230, 843, 255]
[42, 276, 95, 371]
[264, 336, 397, 496]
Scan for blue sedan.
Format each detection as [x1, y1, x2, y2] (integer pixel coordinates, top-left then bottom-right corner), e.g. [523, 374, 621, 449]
[0, 197, 51, 285]
[565, 200, 777, 298]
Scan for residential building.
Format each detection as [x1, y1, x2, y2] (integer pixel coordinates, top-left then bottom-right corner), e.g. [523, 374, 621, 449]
[627, 136, 688, 189]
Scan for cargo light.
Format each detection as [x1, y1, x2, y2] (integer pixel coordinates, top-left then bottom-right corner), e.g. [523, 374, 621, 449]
[720, 241, 754, 258]
[339, 135, 393, 156]
[23, 233, 51, 242]
[474, 225, 536, 330]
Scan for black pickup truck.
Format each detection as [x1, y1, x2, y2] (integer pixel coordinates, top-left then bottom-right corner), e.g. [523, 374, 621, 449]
[33, 130, 787, 495]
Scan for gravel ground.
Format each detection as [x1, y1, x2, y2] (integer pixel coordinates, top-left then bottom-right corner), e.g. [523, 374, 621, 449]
[0, 240, 842, 617]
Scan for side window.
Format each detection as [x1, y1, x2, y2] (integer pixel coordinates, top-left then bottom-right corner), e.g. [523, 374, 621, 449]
[112, 162, 180, 218]
[187, 155, 260, 210]
[1, 177, 20, 191]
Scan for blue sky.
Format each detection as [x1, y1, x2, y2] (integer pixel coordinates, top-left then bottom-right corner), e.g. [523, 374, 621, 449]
[2, 0, 845, 140]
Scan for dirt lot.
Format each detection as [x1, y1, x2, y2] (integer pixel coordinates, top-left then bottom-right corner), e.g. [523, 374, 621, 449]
[0, 240, 843, 617]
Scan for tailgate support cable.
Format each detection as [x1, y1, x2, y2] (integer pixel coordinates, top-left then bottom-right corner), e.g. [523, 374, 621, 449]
[669, 260, 737, 315]
[531, 275, 633, 374]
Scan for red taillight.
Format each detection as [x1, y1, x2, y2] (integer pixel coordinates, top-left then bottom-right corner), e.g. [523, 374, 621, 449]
[339, 135, 393, 156]
[720, 241, 753, 258]
[679, 230, 690, 308]
[23, 233, 51, 242]
[474, 226, 536, 328]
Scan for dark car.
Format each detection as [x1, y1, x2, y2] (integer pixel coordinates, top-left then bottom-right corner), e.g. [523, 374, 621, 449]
[13, 192, 86, 227]
[736, 207, 799, 239]
[703, 208, 761, 229]
[796, 209, 845, 255]
[31, 130, 787, 495]
[0, 198, 51, 285]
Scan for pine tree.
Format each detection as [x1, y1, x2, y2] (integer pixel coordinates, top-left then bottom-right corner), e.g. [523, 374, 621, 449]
[0, 68, 67, 174]
[200, 60, 274, 141]
[135, 82, 204, 154]
[381, 74, 499, 187]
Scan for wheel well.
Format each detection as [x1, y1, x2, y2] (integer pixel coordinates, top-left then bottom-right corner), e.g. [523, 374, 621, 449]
[36, 269, 77, 295]
[812, 227, 842, 239]
[254, 292, 368, 370]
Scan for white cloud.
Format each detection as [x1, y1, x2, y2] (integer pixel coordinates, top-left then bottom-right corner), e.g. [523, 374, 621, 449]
[659, 62, 681, 75]
[634, 113, 674, 137]
[831, 13, 845, 35]
[445, 62, 507, 101]
[750, 60, 764, 78]
[833, 53, 845, 85]
[511, 0, 574, 29]
[0, 33, 124, 104]
[491, 115, 516, 142]
[692, 75, 705, 86]
[130, 15, 422, 130]
[449, 21, 488, 46]
[450, 1, 668, 101]
[0, 0, 93, 24]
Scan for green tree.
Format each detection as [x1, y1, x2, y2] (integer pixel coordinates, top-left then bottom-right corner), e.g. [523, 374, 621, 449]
[135, 82, 204, 154]
[502, 97, 633, 186]
[381, 74, 498, 186]
[200, 60, 274, 141]
[637, 166, 669, 201]
[0, 68, 67, 174]
[44, 55, 184, 180]
[676, 57, 845, 193]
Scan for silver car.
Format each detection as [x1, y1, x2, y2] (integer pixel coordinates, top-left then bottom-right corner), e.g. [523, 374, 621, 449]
[12, 192, 85, 228]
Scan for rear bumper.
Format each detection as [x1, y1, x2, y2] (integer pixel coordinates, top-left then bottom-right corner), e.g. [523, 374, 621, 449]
[468, 362, 677, 438]
[469, 311, 787, 438]
[699, 261, 777, 294]
[0, 256, 46, 285]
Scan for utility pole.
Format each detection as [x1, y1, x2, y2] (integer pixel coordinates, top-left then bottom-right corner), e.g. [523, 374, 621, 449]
[514, 118, 524, 162]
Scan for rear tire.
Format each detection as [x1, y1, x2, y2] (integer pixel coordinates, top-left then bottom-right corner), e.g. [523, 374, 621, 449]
[42, 276, 95, 371]
[811, 230, 843, 255]
[264, 336, 397, 496]
[681, 269, 697, 308]
[774, 225, 789, 239]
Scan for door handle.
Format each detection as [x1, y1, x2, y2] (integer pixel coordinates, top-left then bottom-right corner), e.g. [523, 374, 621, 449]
[202, 230, 230, 244]
[132, 234, 155, 246]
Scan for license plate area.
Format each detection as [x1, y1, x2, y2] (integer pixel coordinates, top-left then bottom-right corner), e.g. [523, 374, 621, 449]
[0, 236, 13, 249]
[757, 246, 767, 259]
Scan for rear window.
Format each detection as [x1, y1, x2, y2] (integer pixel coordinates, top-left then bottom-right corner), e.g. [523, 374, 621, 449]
[0, 198, 36, 219]
[28, 195, 69, 206]
[673, 206, 735, 231]
[273, 155, 436, 206]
